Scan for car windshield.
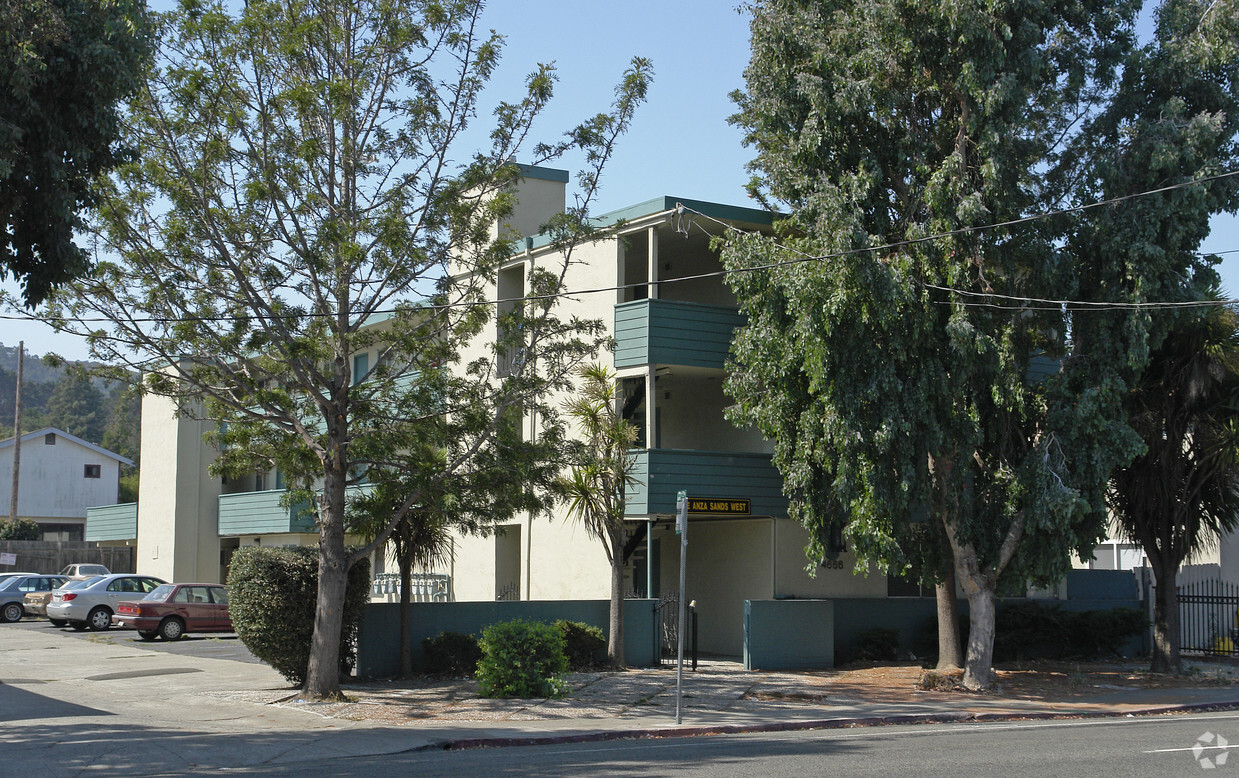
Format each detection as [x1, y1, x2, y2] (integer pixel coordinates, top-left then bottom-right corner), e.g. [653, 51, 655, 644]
[78, 576, 106, 588]
[58, 578, 92, 590]
[79, 565, 109, 575]
[0, 577, 22, 591]
[144, 584, 175, 601]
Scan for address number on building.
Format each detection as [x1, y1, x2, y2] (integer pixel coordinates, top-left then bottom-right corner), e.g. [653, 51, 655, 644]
[686, 498, 751, 515]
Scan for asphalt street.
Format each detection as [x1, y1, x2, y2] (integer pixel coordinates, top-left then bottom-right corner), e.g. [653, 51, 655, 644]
[194, 712, 1239, 777]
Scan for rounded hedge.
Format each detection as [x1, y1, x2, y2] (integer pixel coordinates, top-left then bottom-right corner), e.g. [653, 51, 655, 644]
[227, 545, 371, 685]
[476, 619, 569, 698]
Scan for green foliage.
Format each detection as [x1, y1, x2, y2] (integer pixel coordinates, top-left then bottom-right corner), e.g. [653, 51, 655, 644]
[993, 601, 1146, 661]
[421, 631, 482, 676]
[226, 546, 371, 686]
[0, 0, 153, 306]
[476, 619, 569, 698]
[50, 0, 650, 698]
[555, 619, 606, 670]
[0, 518, 40, 540]
[849, 628, 900, 663]
[723, 0, 1239, 688]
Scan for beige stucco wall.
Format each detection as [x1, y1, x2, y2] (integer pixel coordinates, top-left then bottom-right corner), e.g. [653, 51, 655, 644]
[136, 392, 221, 582]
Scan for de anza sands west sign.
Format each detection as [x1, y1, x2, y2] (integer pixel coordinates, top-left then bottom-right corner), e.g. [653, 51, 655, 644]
[685, 497, 751, 515]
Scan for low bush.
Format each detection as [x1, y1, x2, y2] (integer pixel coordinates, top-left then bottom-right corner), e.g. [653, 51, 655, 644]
[851, 627, 899, 662]
[994, 600, 1146, 661]
[227, 545, 371, 685]
[422, 631, 481, 676]
[476, 619, 569, 698]
[555, 620, 605, 670]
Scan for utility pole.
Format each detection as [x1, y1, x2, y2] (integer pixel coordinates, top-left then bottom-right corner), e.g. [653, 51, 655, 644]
[9, 341, 23, 522]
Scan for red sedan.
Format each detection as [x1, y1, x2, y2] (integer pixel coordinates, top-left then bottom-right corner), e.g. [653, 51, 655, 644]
[112, 583, 232, 641]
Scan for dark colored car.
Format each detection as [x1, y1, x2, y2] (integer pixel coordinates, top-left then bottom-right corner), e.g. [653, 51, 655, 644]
[112, 583, 232, 641]
[1, 574, 70, 622]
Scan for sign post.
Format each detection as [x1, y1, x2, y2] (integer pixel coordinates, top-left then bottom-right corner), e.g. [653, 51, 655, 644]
[675, 490, 687, 725]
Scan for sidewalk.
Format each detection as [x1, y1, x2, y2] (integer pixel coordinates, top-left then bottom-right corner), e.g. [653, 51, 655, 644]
[4, 624, 1239, 774]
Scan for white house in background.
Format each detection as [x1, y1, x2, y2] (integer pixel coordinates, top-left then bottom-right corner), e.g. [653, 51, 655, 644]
[1076, 523, 1239, 584]
[0, 427, 132, 541]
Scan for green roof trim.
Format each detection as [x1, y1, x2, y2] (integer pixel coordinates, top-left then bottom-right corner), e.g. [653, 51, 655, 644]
[514, 163, 570, 183]
[523, 195, 776, 251]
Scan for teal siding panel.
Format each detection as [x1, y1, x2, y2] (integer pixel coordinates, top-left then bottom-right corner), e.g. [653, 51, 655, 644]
[628, 450, 787, 517]
[85, 502, 137, 542]
[217, 490, 315, 536]
[614, 300, 744, 369]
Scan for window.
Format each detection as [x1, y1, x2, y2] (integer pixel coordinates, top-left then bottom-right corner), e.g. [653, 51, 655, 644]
[84, 464, 101, 478]
[353, 353, 369, 385]
[45, 433, 55, 445]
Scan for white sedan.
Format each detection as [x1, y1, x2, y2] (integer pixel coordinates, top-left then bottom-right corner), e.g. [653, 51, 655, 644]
[46, 574, 166, 631]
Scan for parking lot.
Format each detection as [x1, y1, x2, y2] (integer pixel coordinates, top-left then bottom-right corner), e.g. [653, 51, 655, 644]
[2, 616, 262, 664]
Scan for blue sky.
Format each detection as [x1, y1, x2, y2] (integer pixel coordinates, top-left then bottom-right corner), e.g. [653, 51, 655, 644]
[3, 1, 1236, 360]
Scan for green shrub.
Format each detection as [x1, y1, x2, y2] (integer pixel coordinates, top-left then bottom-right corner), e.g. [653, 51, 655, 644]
[555, 620, 605, 670]
[0, 518, 40, 540]
[851, 627, 899, 662]
[422, 631, 481, 676]
[994, 600, 1146, 661]
[476, 619, 569, 698]
[226, 545, 371, 685]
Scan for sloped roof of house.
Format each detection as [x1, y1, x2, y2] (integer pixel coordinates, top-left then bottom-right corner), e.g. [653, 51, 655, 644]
[0, 427, 134, 466]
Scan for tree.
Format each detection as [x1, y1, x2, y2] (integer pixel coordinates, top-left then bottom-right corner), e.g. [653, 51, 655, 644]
[722, 0, 1237, 689]
[0, 518, 39, 540]
[558, 363, 640, 668]
[0, 0, 152, 307]
[44, 372, 105, 443]
[1110, 297, 1239, 673]
[53, 0, 650, 699]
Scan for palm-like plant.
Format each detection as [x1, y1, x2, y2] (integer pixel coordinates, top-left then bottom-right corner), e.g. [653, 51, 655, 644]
[559, 364, 640, 667]
[1110, 297, 1239, 673]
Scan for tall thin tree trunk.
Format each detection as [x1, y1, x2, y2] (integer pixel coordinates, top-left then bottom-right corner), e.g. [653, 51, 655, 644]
[9, 341, 22, 523]
[961, 585, 997, 689]
[936, 565, 962, 670]
[1151, 560, 1181, 674]
[305, 468, 348, 699]
[609, 528, 625, 668]
[399, 548, 413, 677]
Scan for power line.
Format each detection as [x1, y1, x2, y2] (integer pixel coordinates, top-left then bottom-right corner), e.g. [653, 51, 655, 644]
[2, 170, 1238, 329]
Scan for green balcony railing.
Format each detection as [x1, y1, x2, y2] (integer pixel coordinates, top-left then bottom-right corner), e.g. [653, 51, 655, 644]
[85, 502, 137, 542]
[218, 489, 315, 536]
[614, 300, 745, 370]
[627, 449, 787, 517]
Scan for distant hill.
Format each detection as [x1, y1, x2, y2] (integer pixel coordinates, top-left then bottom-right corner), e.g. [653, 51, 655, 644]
[0, 342, 140, 465]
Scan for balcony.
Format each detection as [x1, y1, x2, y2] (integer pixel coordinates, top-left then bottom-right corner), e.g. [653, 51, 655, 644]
[614, 300, 745, 370]
[626, 450, 787, 517]
[217, 489, 315, 536]
[85, 502, 137, 542]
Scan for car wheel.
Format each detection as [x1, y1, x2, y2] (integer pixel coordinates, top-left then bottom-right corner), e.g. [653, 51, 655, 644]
[1, 602, 21, 622]
[159, 617, 185, 641]
[137, 630, 158, 641]
[49, 618, 67, 627]
[87, 607, 112, 631]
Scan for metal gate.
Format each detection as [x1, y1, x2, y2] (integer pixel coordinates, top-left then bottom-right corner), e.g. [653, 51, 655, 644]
[1179, 578, 1239, 656]
[653, 592, 697, 668]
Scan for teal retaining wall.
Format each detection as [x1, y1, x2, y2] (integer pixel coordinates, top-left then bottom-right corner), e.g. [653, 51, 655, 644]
[744, 599, 834, 670]
[356, 599, 658, 678]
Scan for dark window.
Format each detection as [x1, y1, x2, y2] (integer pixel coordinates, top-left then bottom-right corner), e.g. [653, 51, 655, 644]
[886, 573, 933, 598]
[84, 464, 101, 478]
[45, 433, 55, 445]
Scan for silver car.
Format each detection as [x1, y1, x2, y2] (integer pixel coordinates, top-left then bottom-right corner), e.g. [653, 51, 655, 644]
[46, 574, 166, 631]
[0, 575, 70, 622]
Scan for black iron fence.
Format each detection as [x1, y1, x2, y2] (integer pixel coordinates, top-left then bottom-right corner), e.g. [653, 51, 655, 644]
[653, 592, 697, 669]
[1179, 578, 1239, 656]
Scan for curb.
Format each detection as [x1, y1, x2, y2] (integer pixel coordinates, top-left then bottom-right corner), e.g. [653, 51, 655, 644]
[428, 700, 1239, 752]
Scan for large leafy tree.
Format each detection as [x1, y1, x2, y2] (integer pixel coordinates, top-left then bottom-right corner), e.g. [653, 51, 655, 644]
[0, 0, 152, 306]
[723, 0, 1236, 689]
[1111, 297, 1239, 674]
[559, 363, 640, 668]
[52, 0, 650, 699]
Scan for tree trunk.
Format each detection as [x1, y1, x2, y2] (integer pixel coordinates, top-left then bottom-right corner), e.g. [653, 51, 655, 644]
[399, 549, 413, 678]
[935, 566, 963, 670]
[304, 470, 349, 699]
[608, 527, 625, 668]
[1151, 559, 1181, 674]
[961, 585, 997, 689]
